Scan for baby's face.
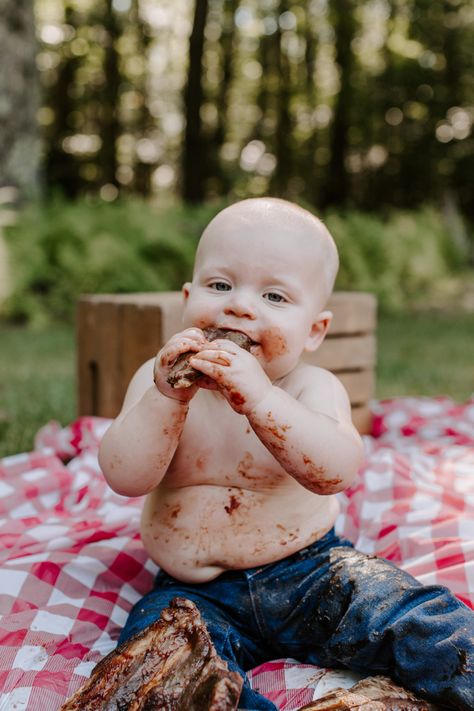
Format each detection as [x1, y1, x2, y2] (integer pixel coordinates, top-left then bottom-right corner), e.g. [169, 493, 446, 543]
[182, 205, 332, 381]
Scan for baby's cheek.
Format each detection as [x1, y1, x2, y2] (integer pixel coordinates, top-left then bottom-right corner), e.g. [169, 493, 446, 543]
[194, 315, 213, 330]
[260, 327, 288, 361]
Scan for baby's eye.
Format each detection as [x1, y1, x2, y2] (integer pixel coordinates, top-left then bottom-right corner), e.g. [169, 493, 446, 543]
[264, 292, 286, 303]
[210, 281, 231, 291]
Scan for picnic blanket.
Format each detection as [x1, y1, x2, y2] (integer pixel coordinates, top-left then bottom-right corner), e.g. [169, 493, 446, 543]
[1, 396, 473, 710]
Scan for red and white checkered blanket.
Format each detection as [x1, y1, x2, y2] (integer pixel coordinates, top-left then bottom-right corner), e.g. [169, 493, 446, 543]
[1, 397, 473, 710]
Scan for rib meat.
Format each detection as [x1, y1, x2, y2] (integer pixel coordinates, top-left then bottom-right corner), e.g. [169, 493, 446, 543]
[297, 675, 440, 710]
[167, 328, 253, 389]
[61, 597, 243, 711]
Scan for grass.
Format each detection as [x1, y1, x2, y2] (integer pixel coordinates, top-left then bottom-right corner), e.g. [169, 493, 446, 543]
[377, 311, 474, 400]
[0, 310, 473, 458]
[0, 324, 76, 458]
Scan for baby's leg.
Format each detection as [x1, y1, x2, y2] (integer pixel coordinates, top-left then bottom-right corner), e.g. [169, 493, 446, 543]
[300, 547, 474, 710]
[119, 571, 278, 711]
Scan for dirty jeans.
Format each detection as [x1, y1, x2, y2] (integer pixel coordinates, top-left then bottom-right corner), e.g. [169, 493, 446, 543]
[119, 529, 474, 710]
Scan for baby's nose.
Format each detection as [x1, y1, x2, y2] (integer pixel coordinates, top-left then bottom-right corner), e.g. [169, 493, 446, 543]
[223, 291, 256, 320]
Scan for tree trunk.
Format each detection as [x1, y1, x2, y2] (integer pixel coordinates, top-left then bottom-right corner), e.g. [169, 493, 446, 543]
[302, 0, 319, 205]
[323, 0, 357, 207]
[130, 0, 153, 197]
[0, 0, 41, 202]
[243, 24, 271, 145]
[182, 0, 209, 203]
[208, 0, 239, 193]
[97, 0, 121, 190]
[44, 4, 82, 197]
[270, 0, 293, 196]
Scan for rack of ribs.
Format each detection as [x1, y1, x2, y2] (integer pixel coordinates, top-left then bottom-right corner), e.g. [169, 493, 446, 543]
[60, 597, 243, 711]
[297, 675, 440, 710]
[167, 328, 253, 389]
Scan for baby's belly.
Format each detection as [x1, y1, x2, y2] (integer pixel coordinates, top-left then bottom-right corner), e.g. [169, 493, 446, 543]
[140, 483, 339, 583]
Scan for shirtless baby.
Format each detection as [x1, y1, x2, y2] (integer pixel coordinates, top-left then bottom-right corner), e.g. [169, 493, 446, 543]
[99, 198, 474, 711]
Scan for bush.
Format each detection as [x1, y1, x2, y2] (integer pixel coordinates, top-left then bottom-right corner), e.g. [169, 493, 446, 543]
[1, 197, 468, 324]
[327, 207, 467, 310]
[2, 197, 226, 324]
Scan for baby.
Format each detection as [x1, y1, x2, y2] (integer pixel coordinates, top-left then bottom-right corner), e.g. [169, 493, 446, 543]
[99, 198, 474, 710]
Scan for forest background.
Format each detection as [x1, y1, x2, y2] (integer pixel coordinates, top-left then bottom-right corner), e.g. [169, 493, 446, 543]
[0, 0, 473, 455]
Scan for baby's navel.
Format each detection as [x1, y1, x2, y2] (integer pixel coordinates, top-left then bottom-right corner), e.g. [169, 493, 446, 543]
[224, 495, 241, 515]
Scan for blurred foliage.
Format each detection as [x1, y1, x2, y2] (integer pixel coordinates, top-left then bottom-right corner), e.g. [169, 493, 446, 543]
[1, 197, 225, 324]
[28, 0, 474, 217]
[328, 207, 466, 310]
[1, 197, 468, 324]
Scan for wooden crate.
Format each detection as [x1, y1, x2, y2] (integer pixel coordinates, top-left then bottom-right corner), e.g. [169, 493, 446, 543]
[77, 291, 377, 433]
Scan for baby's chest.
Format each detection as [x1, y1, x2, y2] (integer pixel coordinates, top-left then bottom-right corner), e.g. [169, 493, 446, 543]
[166, 406, 288, 489]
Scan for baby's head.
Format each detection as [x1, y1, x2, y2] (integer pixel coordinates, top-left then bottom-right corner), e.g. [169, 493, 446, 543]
[183, 198, 339, 380]
[194, 197, 338, 309]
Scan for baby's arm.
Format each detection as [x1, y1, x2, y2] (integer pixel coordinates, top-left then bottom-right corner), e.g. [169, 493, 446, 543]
[189, 341, 363, 494]
[247, 370, 363, 494]
[98, 328, 207, 497]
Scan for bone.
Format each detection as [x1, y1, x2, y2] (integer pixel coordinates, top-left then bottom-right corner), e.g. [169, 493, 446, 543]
[167, 328, 253, 389]
[60, 597, 243, 711]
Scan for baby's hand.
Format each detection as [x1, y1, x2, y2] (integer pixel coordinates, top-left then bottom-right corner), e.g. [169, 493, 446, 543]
[189, 339, 272, 414]
[154, 328, 209, 403]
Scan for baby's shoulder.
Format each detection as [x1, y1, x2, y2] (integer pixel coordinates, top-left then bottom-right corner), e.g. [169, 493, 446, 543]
[283, 361, 340, 392]
[283, 363, 352, 422]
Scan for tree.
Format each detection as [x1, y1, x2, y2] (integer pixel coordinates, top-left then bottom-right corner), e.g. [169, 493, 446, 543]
[43, 4, 82, 198]
[96, 0, 121, 191]
[0, 0, 41, 201]
[301, 0, 320, 203]
[323, 0, 358, 207]
[269, 0, 294, 196]
[207, 0, 240, 194]
[129, 0, 154, 196]
[182, 0, 210, 203]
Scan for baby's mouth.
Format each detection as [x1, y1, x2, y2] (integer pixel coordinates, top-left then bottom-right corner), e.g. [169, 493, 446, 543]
[209, 325, 259, 347]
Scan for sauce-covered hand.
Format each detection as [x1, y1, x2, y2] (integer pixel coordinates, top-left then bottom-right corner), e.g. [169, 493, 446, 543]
[189, 339, 272, 415]
[154, 328, 209, 403]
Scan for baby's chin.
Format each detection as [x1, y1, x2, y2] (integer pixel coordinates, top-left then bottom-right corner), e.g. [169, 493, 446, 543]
[261, 356, 300, 383]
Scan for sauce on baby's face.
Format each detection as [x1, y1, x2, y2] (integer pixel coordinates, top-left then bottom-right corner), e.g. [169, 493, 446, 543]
[181, 214, 332, 383]
[185, 316, 303, 383]
[259, 327, 289, 360]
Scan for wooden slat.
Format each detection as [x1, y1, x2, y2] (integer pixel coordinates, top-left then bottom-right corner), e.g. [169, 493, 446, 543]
[76, 291, 377, 432]
[351, 404, 373, 435]
[336, 370, 375, 406]
[96, 302, 122, 418]
[303, 334, 376, 371]
[82, 291, 377, 337]
[160, 295, 187, 342]
[76, 300, 97, 416]
[327, 292, 377, 335]
[121, 303, 163, 402]
[152, 291, 377, 337]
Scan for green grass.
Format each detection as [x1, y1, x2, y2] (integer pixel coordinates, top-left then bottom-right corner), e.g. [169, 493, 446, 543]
[377, 311, 474, 400]
[0, 324, 76, 457]
[0, 311, 473, 458]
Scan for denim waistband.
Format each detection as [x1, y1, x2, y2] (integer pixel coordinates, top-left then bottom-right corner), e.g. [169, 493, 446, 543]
[154, 527, 353, 586]
[243, 526, 352, 580]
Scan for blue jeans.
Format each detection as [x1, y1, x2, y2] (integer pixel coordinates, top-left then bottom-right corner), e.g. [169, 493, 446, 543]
[120, 529, 474, 710]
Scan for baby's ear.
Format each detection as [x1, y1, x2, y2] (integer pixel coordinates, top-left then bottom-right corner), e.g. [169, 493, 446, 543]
[305, 310, 332, 352]
[182, 282, 191, 301]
